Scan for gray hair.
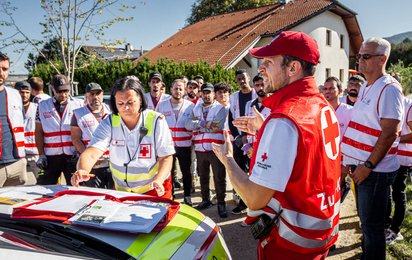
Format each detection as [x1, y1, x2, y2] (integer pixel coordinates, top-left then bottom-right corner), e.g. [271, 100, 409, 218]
[363, 37, 391, 57]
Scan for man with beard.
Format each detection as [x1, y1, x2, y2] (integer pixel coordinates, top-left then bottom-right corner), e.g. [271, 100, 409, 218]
[185, 80, 201, 104]
[186, 83, 229, 218]
[212, 31, 340, 259]
[0, 54, 28, 187]
[15, 81, 41, 181]
[157, 79, 194, 204]
[339, 75, 365, 106]
[71, 83, 113, 189]
[145, 72, 170, 110]
[35, 74, 83, 185]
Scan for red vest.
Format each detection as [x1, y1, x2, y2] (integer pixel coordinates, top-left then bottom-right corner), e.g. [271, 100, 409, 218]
[250, 77, 341, 254]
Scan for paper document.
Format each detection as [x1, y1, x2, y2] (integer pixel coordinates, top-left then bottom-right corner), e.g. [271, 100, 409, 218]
[69, 200, 168, 233]
[28, 195, 105, 214]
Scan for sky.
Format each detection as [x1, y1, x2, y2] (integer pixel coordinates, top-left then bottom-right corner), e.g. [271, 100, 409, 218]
[2, 0, 412, 74]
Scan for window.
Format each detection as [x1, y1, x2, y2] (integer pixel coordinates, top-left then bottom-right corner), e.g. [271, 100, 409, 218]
[326, 29, 331, 46]
[340, 34, 344, 49]
[326, 68, 331, 78]
[340, 69, 345, 81]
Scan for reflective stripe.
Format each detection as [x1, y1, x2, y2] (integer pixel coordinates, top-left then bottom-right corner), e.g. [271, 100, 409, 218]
[267, 198, 340, 231]
[110, 162, 158, 181]
[171, 214, 217, 260]
[112, 111, 156, 136]
[194, 139, 225, 144]
[12, 127, 24, 133]
[44, 142, 74, 148]
[169, 127, 191, 132]
[138, 205, 205, 259]
[24, 132, 35, 137]
[44, 131, 71, 137]
[112, 114, 121, 126]
[342, 136, 397, 154]
[172, 136, 192, 141]
[114, 182, 152, 194]
[347, 121, 381, 137]
[398, 149, 412, 157]
[277, 218, 339, 249]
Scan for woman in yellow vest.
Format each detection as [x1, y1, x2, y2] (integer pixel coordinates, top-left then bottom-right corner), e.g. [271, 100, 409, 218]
[71, 76, 175, 198]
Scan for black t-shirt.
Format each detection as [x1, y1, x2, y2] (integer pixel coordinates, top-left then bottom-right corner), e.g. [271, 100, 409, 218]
[238, 91, 252, 118]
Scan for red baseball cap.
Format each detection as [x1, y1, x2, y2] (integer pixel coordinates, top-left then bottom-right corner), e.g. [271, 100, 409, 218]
[249, 31, 320, 65]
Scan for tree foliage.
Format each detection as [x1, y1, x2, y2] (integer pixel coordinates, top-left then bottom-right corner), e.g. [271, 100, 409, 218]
[388, 60, 412, 95]
[30, 58, 239, 94]
[0, 0, 135, 81]
[186, 0, 275, 25]
[388, 38, 412, 68]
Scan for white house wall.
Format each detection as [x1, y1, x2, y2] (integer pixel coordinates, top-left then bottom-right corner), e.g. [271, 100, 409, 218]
[244, 10, 350, 89]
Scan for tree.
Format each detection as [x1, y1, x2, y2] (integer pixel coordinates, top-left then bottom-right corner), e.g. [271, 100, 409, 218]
[0, 0, 135, 82]
[24, 37, 63, 71]
[388, 38, 412, 68]
[186, 0, 275, 25]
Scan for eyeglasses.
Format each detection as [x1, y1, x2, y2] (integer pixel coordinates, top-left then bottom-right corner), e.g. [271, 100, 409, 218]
[355, 53, 383, 60]
[57, 89, 70, 94]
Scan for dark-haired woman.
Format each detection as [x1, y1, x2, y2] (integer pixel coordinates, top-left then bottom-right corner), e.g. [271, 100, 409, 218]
[71, 76, 175, 198]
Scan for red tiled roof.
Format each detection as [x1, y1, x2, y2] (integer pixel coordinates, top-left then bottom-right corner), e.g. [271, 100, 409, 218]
[137, 0, 362, 67]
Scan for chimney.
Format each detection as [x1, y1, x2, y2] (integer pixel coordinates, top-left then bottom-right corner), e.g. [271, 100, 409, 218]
[125, 43, 133, 52]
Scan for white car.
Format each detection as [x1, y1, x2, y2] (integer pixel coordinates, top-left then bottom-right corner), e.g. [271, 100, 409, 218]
[0, 185, 231, 259]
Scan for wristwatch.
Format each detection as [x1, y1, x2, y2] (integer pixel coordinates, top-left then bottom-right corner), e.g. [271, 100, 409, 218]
[364, 160, 376, 170]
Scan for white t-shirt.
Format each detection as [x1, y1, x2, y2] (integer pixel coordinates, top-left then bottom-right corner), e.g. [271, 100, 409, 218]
[90, 111, 175, 158]
[335, 103, 353, 138]
[249, 118, 298, 192]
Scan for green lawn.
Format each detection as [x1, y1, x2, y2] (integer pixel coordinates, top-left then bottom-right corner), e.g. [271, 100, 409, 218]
[387, 178, 412, 259]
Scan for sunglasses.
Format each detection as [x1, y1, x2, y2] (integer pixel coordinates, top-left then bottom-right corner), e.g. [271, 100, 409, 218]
[57, 89, 70, 94]
[355, 53, 383, 60]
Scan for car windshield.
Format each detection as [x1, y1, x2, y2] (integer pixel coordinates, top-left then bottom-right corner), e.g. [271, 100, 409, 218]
[0, 216, 133, 260]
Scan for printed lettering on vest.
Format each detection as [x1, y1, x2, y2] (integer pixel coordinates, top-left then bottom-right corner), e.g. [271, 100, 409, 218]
[138, 144, 152, 158]
[321, 106, 340, 160]
[43, 111, 54, 118]
[81, 120, 96, 128]
[317, 178, 340, 210]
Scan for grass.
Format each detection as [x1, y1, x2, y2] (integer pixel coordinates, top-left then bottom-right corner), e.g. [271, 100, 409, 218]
[387, 178, 412, 260]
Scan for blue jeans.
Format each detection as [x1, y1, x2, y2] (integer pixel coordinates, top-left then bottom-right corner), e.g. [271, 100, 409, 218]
[350, 165, 397, 260]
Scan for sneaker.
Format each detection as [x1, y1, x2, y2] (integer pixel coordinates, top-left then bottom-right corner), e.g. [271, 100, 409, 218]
[385, 229, 404, 244]
[231, 205, 247, 215]
[183, 196, 193, 207]
[195, 200, 213, 211]
[217, 202, 228, 218]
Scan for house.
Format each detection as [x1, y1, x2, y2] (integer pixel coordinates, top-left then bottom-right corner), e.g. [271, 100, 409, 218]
[137, 0, 363, 86]
[82, 43, 147, 61]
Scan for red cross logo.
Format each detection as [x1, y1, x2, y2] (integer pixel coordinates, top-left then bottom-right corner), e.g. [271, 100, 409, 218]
[322, 107, 340, 159]
[138, 144, 152, 158]
[261, 152, 268, 162]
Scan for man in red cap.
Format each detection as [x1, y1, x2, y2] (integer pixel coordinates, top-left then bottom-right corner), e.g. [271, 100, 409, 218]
[212, 31, 341, 259]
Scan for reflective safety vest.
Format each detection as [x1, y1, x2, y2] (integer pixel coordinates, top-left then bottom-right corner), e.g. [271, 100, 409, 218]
[156, 99, 194, 147]
[109, 110, 161, 194]
[38, 97, 83, 156]
[251, 77, 341, 254]
[24, 102, 39, 155]
[398, 98, 412, 166]
[245, 98, 271, 144]
[229, 89, 257, 135]
[73, 104, 111, 167]
[4, 87, 26, 158]
[144, 92, 170, 111]
[192, 102, 227, 152]
[341, 75, 403, 171]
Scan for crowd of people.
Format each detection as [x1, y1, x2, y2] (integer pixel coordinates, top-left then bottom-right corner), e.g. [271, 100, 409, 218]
[0, 30, 411, 259]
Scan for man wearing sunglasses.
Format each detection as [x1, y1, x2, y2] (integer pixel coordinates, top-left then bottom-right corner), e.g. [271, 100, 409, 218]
[35, 74, 83, 185]
[341, 38, 404, 260]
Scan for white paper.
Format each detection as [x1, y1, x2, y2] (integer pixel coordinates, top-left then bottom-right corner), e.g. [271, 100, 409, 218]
[28, 195, 105, 214]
